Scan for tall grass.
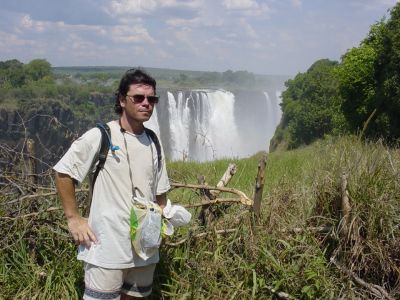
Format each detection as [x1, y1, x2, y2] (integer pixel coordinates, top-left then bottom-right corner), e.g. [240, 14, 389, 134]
[1, 136, 399, 299]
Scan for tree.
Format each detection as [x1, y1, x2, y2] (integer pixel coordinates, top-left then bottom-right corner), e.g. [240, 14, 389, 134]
[0, 59, 26, 87]
[336, 2, 400, 143]
[271, 59, 343, 150]
[24, 59, 53, 82]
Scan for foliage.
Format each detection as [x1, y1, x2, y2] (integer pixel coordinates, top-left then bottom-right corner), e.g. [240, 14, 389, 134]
[270, 59, 343, 150]
[337, 2, 400, 143]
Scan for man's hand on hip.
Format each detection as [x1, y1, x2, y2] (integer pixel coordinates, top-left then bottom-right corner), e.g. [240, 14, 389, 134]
[67, 216, 97, 248]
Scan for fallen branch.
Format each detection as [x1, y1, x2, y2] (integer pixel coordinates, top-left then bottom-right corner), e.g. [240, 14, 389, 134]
[278, 226, 332, 234]
[183, 198, 246, 208]
[171, 183, 253, 206]
[2, 188, 88, 206]
[210, 163, 237, 197]
[165, 228, 238, 246]
[330, 257, 394, 300]
[0, 207, 62, 220]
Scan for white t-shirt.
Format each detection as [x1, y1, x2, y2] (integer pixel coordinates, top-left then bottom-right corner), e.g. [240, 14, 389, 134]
[53, 120, 170, 268]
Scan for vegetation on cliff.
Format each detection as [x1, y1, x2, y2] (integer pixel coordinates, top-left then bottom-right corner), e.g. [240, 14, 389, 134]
[271, 2, 400, 151]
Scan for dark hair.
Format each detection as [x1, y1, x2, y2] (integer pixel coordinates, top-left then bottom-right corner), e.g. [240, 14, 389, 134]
[114, 68, 157, 115]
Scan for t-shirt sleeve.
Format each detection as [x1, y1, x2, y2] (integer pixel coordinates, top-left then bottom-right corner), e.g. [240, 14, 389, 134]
[156, 143, 170, 195]
[53, 128, 102, 184]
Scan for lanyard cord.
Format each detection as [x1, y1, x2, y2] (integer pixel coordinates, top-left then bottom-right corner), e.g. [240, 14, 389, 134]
[122, 132, 137, 198]
[121, 124, 156, 198]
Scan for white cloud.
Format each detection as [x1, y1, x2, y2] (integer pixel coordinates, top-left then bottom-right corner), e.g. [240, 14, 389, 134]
[108, 0, 158, 16]
[291, 0, 302, 8]
[223, 0, 258, 10]
[16, 14, 155, 45]
[0, 31, 35, 49]
[111, 24, 155, 43]
[239, 18, 258, 39]
[158, 0, 202, 8]
[19, 15, 47, 32]
[166, 16, 222, 28]
[18, 15, 106, 35]
[222, 0, 270, 17]
[348, 0, 398, 10]
[106, 0, 202, 16]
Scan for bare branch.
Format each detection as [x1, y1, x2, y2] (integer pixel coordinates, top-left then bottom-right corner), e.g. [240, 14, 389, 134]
[171, 182, 253, 206]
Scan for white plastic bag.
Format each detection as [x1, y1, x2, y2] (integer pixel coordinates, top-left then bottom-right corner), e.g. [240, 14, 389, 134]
[140, 208, 162, 249]
[163, 199, 192, 227]
[131, 197, 163, 260]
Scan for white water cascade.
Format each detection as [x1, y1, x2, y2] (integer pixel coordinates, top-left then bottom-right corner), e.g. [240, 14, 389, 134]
[165, 90, 240, 161]
[145, 87, 284, 161]
[263, 91, 282, 143]
[144, 105, 161, 137]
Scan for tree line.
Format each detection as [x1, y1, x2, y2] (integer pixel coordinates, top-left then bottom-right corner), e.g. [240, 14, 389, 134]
[270, 2, 400, 151]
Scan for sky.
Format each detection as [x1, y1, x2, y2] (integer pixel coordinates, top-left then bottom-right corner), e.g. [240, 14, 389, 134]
[0, 0, 398, 75]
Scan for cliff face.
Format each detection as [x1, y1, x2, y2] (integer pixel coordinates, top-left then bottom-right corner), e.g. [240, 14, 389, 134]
[0, 93, 114, 169]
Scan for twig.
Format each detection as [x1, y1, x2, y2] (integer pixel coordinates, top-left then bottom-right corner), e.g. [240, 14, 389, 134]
[4, 177, 26, 195]
[1, 188, 89, 206]
[359, 108, 377, 140]
[183, 198, 245, 208]
[165, 228, 238, 246]
[340, 173, 351, 239]
[278, 226, 332, 234]
[0, 207, 62, 220]
[330, 257, 394, 300]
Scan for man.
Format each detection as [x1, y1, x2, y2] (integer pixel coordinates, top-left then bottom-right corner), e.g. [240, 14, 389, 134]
[54, 69, 170, 299]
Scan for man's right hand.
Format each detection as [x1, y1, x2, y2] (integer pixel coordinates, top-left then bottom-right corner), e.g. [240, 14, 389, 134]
[67, 216, 98, 248]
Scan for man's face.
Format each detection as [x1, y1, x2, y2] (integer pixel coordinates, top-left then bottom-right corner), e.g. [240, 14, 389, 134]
[120, 84, 156, 123]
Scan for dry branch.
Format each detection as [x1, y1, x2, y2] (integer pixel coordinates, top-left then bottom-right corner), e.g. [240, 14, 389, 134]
[183, 198, 245, 208]
[340, 173, 351, 239]
[165, 228, 238, 246]
[171, 183, 253, 206]
[197, 175, 215, 226]
[2, 188, 88, 206]
[330, 257, 394, 300]
[253, 155, 267, 218]
[278, 226, 332, 234]
[0, 206, 62, 220]
[210, 163, 237, 197]
[26, 138, 37, 191]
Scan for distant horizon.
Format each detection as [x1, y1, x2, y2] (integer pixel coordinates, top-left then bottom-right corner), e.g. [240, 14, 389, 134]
[51, 64, 292, 77]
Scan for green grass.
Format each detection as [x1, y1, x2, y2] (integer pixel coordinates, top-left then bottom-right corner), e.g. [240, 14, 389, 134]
[1, 136, 399, 299]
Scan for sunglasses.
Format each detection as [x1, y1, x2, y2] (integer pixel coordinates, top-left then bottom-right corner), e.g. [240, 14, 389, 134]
[126, 94, 159, 104]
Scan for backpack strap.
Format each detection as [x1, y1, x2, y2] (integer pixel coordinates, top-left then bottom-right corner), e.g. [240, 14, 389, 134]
[84, 124, 162, 217]
[84, 122, 110, 217]
[145, 127, 162, 172]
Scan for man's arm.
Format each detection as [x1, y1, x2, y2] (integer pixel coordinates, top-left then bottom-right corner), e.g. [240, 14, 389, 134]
[55, 172, 97, 247]
[156, 193, 167, 211]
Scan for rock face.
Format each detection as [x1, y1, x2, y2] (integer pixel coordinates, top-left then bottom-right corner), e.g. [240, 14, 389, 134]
[0, 93, 115, 171]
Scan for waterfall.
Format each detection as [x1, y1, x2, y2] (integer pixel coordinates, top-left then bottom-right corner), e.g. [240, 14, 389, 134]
[263, 91, 283, 143]
[162, 90, 240, 161]
[145, 87, 284, 161]
[144, 105, 160, 137]
[275, 90, 283, 123]
[166, 92, 191, 160]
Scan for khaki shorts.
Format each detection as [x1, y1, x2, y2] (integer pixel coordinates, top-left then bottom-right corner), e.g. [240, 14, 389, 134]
[83, 263, 156, 299]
